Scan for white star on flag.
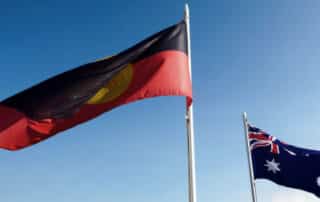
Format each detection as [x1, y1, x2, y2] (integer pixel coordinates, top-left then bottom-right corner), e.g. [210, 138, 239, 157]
[264, 158, 281, 174]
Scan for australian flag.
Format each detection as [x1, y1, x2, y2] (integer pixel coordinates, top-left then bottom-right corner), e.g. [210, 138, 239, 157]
[249, 124, 320, 198]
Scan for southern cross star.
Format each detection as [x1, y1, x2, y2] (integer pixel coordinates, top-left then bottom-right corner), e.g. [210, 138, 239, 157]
[264, 158, 280, 174]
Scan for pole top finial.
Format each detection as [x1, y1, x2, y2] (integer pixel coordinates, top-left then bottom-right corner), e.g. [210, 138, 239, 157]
[184, 3, 190, 19]
[243, 112, 248, 121]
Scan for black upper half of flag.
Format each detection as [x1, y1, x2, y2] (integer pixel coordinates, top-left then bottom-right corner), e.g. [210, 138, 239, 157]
[1, 21, 187, 120]
[249, 125, 320, 198]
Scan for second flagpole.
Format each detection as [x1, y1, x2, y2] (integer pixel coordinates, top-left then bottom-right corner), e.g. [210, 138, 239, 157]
[243, 112, 258, 202]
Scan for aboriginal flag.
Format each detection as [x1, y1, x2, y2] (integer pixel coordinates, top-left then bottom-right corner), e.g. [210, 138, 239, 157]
[0, 21, 192, 150]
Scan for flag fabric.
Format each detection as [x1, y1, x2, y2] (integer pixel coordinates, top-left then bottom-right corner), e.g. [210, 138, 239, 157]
[0, 21, 192, 151]
[248, 124, 320, 198]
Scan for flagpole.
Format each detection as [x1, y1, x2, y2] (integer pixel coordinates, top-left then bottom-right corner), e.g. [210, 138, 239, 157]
[242, 112, 258, 202]
[185, 4, 197, 202]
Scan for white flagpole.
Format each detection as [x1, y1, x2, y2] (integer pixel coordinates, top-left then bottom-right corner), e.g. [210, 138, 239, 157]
[242, 112, 258, 202]
[185, 4, 197, 202]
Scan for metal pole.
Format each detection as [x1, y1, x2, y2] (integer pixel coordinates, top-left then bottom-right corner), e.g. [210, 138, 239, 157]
[242, 112, 258, 202]
[185, 4, 197, 202]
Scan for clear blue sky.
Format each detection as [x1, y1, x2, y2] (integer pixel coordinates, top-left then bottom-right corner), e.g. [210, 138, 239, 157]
[1, 1, 320, 202]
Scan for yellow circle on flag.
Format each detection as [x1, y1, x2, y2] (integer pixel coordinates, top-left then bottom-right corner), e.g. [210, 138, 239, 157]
[87, 64, 133, 104]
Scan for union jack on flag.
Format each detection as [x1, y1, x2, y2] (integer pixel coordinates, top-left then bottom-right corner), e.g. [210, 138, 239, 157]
[248, 124, 280, 154]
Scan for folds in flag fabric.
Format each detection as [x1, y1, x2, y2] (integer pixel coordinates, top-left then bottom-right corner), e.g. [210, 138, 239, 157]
[0, 21, 192, 151]
[249, 124, 320, 198]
